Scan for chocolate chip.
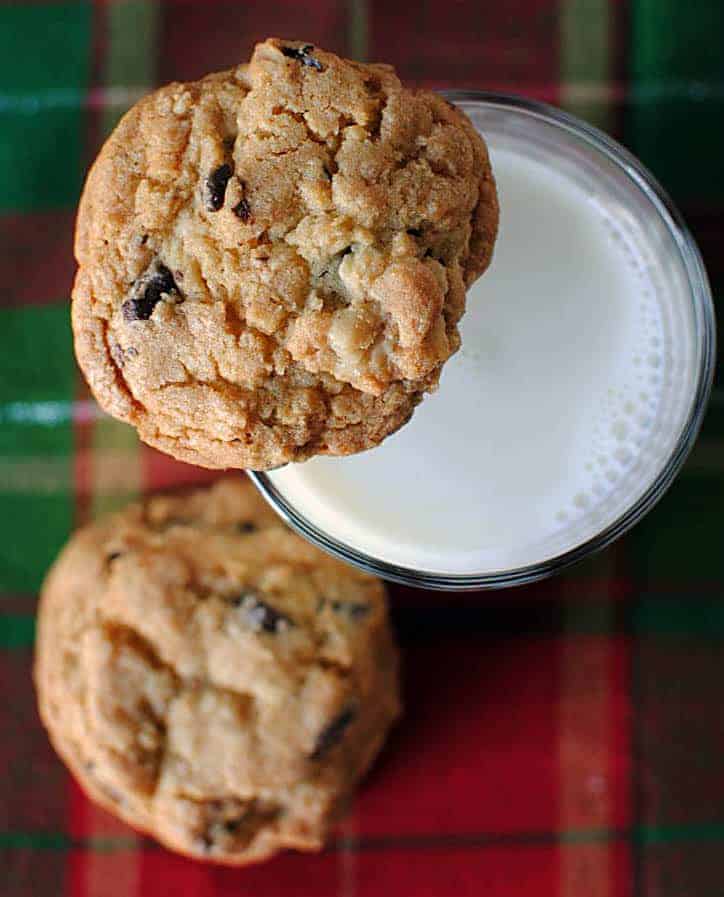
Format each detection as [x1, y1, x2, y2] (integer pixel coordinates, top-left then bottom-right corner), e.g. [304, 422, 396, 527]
[310, 707, 356, 760]
[234, 592, 292, 633]
[233, 197, 252, 222]
[236, 521, 257, 534]
[204, 163, 232, 211]
[406, 227, 423, 237]
[139, 233, 149, 245]
[365, 75, 382, 94]
[121, 299, 146, 321]
[247, 600, 290, 633]
[149, 264, 177, 295]
[232, 181, 252, 222]
[331, 600, 370, 619]
[122, 264, 180, 322]
[281, 44, 325, 72]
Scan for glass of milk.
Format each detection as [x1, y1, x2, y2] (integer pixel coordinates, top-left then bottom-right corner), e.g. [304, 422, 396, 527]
[250, 93, 716, 590]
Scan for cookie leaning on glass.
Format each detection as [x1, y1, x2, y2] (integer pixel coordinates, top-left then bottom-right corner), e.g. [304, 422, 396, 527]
[34, 478, 400, 865]
[72, 37, 498, 470]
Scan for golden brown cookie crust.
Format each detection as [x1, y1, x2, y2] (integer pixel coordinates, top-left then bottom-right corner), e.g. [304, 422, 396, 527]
[72, 38, 498, 470]
[34, 478, 400, 865]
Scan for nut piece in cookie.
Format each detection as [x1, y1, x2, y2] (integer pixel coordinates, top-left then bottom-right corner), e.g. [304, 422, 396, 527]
[71, 37, 498, 470]
[34, 478, 400, 866]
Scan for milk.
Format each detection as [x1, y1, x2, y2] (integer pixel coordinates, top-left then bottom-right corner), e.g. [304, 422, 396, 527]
[266, 126, 699, 576]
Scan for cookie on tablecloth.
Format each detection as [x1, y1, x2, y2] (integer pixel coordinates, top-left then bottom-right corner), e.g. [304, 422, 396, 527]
[35, 478, 400, 865]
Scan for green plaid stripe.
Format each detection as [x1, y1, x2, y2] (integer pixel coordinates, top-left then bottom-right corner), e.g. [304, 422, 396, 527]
[0, 3, 91, 212]
[0, 305, 73, 594]
[347, 0, 369, 62]
[625, 15, 724, 890]
[83, 0, 160, 523]
[557, 12, 625, 892]
[559, 0, 613, 131]
[100, 0, 160, 135]
[629, 403, 724, 582]
[5, 823, 724, 853]
[0, 614, 35, 648]
[67, 2, 159, 887]
[69, 1, 150, 538]
[629, 0, 724, 204]
[7, 823, 724, 853]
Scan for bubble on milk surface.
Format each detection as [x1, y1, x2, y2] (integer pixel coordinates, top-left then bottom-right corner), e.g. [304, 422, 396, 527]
[614, 446, 633, 466]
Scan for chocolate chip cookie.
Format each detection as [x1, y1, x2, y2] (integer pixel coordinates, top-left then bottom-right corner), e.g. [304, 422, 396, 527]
[72, 38, 498, 470]
[34, 478, 400, 865]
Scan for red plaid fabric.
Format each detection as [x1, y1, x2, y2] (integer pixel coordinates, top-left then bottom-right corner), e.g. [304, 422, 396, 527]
[1, 2, 723, 895]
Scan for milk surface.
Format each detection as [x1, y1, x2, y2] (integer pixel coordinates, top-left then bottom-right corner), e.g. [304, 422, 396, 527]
[268, 137, 696, 574]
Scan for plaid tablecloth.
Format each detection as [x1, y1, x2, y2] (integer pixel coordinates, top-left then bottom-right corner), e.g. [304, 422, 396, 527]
[1, 2, 722, 895]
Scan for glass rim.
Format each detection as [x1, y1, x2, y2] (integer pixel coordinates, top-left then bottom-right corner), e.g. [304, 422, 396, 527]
[250, 91, 717, 591]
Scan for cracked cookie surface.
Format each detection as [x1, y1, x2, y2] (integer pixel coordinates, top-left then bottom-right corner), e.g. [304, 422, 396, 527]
[72, 38, 498, 470]
[34, 478, 400, 865]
